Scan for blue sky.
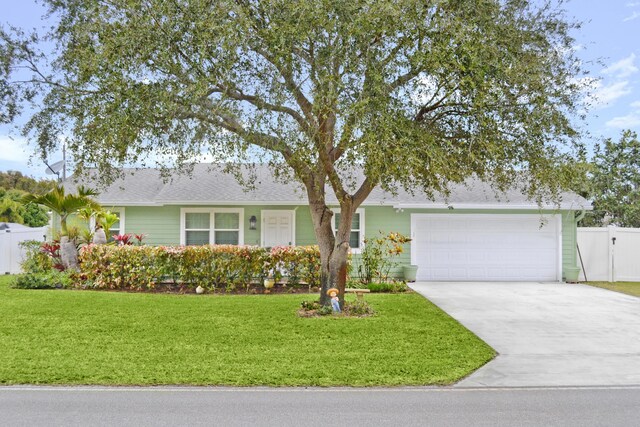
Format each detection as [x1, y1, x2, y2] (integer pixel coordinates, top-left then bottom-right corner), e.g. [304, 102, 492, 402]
[1, 0, 639, 178]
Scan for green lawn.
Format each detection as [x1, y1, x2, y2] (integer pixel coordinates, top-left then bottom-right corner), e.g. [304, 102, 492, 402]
[584, 281, 640, 297]
[0, 275, 494, 386]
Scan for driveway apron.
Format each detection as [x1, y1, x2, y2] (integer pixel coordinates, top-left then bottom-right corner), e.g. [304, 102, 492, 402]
[411, 282, 640, 387]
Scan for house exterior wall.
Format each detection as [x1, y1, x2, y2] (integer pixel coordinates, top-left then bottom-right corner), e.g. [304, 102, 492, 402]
[122, 205, 317, 247]
[114, 204, 579, 280]
[361, 207, 577, 280]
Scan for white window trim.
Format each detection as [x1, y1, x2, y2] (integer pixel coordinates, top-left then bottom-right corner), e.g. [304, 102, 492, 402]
[331, 208, 365, 254]
[180, 208, 244, 246]
[110, 208, 125, 236]
[260, 210, 296, 247]
[89, 207, 125, 235]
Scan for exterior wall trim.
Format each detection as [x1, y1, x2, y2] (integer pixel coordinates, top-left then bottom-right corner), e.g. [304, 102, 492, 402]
[396, 203, 591, 210]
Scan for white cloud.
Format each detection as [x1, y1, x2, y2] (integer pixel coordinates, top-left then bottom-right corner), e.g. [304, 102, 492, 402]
[626, 2, 640, 7]
[606, 112, 640, 128]
[602, 54, 638, 78]
[0, 136, 33, 163]
[631, 100, 640, 108]
[588, 81, 632, 107]
[623, 11, 640, 22]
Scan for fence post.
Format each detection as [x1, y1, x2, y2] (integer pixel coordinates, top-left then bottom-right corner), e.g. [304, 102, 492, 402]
[607, 225, 616, 282]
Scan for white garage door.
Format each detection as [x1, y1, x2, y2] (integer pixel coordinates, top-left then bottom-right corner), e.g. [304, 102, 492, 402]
[411, 214, 561, 281]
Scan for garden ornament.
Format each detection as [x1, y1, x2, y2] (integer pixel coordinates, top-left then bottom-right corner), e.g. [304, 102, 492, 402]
[92, 226, 107, 245]
[195, 285, 204, 294]
[327, 288, 341, 313]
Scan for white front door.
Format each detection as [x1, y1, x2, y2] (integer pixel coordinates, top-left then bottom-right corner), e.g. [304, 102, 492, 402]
[262, 210, 295, 247]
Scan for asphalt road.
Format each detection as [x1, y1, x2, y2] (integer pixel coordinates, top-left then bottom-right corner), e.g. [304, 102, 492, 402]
[1, 386, 639, 427]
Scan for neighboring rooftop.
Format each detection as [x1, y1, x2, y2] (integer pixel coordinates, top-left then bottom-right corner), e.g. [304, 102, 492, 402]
[64, 164, 591, 210]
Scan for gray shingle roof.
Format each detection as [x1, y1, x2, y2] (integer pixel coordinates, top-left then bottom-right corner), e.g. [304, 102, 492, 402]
[65, 164, 591, 210]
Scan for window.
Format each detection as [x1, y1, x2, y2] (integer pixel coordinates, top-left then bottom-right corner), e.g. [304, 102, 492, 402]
[181, 208, 244, 245]
[213, 212, 240, 244]
[108, 210, 124, 238]
[90, 208, 125, 239]
[184, 212, 210, 245]
[332, 208, 364, 252]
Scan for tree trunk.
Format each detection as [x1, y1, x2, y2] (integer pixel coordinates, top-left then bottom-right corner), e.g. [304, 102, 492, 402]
[308, 196, 354, 307]
[60, 236, 79, 271]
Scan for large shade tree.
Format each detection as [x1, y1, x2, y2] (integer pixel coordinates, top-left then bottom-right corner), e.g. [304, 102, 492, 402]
[579, 130, 640, 227]
[2, 0, 587, 304]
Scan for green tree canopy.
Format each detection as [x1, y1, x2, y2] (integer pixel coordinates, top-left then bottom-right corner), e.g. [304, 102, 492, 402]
[1, 0, 589, 302]
[0, 188, 49, 227]
[0, 171, 56, 195]
[580, 130, 640, 227]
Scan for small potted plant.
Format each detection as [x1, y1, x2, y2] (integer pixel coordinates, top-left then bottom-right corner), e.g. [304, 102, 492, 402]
[402, 264, 419, 282]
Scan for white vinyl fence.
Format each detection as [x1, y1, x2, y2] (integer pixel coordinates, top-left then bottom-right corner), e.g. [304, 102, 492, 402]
[0, 226, 48, 275]
[577, 226, 640, 282]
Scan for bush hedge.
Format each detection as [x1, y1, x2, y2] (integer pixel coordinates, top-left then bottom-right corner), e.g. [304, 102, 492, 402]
[12, 271, 72, 289]
[77, 244, 322, 291]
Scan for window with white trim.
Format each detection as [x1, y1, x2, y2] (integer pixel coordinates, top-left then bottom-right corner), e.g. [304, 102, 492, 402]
[184, 212, 211, 245]
[109, 210, 124, 238]
[213, 211, 241, 244]
[89, 208, 124, 239]
[181, 208, 244, 245]
[332, 208, 365, 252]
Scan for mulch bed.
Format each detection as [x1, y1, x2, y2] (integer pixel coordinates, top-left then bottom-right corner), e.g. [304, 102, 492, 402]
[74, 282, 320, 295]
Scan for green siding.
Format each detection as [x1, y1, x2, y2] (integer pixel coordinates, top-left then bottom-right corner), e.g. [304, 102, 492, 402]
[562, 211, 578, 277]
[362, 206, 579, 279]
[104, 204, 580, 280]
[120, 205, 316, 247]
[124, 206, 181, 245]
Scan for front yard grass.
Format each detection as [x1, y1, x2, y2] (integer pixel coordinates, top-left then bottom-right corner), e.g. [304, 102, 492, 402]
[584, 281, 640, 297]
[0, 275, 494, 386]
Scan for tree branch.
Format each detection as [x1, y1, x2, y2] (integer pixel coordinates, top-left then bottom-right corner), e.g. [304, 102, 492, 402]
[253, 47, 317, 127]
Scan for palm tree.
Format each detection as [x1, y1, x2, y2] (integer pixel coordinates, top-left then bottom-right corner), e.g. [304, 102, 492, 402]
[23, 184, 101, 236]
[23, 184, 101, 270]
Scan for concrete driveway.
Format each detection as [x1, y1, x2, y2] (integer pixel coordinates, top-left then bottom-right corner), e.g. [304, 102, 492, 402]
[411, 282, 640, 387]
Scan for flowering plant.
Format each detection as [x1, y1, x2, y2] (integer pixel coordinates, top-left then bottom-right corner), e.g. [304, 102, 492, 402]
[356, 231, 411, 284]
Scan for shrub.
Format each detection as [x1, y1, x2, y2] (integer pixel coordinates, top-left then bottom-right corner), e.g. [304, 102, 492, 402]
[343, 299, 375, 316]
[367, 281, 409, 293]
[40, 241, 65, 271]
[269, 245, 321, 287]
[19, 240, 53, 274]
[357, 231, 411, 285]
[298, 299, 375, 317]
[171, 245, 268, 290]
[76, 244, 321, 291]
[12, 271, 72, 289]
[79, 244, 165, 290]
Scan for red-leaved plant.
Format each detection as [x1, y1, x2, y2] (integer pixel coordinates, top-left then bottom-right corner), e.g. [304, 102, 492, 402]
[40, 241, 65, 271]
[113, 234, 133, 246]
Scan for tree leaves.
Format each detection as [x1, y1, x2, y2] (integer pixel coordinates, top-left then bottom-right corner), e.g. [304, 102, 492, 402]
[581, 130, 640, 227]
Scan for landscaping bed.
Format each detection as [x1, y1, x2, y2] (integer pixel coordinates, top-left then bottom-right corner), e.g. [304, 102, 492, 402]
[86, 281, 319, 295]
[0, 275, 495, 386]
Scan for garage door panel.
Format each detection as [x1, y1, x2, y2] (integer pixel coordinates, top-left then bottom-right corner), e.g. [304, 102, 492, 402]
[412, 214, 560, 281]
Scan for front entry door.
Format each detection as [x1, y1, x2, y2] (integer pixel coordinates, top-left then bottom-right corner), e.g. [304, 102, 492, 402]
[262, 210, 295, 247]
